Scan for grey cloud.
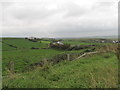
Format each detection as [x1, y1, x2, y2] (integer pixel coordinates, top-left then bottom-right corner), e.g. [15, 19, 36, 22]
[98, 2, 114, 6]
[63, 3, 87, 18]
[92, 1, 116, 10]
[12, 5, 58, 21]
[0, 2, 14, 8]
[49, 20, 117, 38]
[1, 0, 117, 38]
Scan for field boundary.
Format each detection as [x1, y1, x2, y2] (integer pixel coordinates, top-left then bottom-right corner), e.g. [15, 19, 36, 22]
[75, 51, 99, 60]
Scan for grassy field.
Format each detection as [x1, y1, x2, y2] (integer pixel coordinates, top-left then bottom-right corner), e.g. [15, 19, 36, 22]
[62, 39, 115, 46]
[2, 38, 118, 88]
[3, 52, 118, 88]
[2, 38, 48, 51]
[2, 49, 63, 75]
[2, 38, 95, 75]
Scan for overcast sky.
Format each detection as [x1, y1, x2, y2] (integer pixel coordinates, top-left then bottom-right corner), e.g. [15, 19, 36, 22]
[0, 0, 118, 38]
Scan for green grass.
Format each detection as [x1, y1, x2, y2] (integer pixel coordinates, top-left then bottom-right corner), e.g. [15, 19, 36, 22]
[0, 42, 1, 90]
[2, 43, 16, 51]
[3, 52, 118, 88]
[62, 39, 114, 46]
[2, 38, 118, 88]
[2, 47, 91, 76]
[0, 43, 1, 56]
[2, 49, 63, 75]
[2, 38, 96, 75]
[2, 38, 48, 50]
[41, 40, 50, 44]
[63, 41, 112, 46]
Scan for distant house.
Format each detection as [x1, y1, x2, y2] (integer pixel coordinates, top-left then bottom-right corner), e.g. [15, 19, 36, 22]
[91, 39, 119, 43]
[112, 40, 116, 43]
[56, 41, 64, 45]
[25, 37, 39, 42]
[52, 41, 64, 45]
[112, 40, 119, 43]
[49, 41, 64, 47]
[101, 40, 105, 43]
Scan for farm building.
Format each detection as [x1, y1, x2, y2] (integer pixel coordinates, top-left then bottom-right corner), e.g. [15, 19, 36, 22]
[51, 41, 64, 45]
[54, 41, 63, 45]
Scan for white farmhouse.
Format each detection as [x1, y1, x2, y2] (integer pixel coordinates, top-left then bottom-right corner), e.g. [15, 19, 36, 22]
[56, 41, 64, 45]
[52, 41, 64, 45]
[101, 40, 105, 43]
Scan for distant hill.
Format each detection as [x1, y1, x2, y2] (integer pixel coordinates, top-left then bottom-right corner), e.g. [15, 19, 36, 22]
[1, 35, 118, 39]
[88, 35, 118, 39]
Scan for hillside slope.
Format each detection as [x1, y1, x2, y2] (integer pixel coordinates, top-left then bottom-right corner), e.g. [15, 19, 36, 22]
[3, 52, 118, 88]
[2, 38, 48, 51]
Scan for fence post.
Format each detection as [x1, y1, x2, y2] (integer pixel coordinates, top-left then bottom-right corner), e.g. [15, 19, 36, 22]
[8, 61, 14, 74]
[67, 54, 70, 61]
